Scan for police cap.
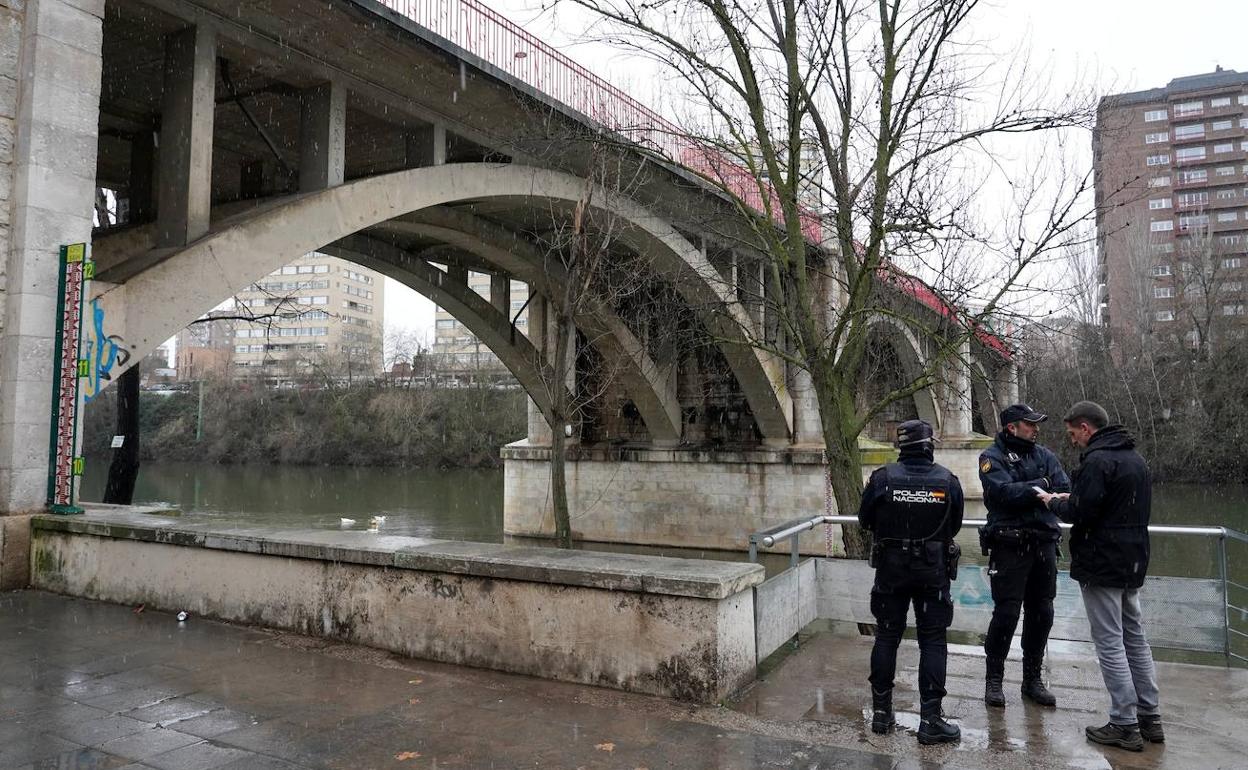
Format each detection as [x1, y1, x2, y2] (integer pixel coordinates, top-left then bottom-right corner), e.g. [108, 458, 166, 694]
[896, 419, 935, 447]
[999, 403, 1047, 426]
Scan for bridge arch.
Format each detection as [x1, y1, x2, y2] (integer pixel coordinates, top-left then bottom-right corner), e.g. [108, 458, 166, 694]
[862, 315, 943, 434]
[92, 164, 788, 440]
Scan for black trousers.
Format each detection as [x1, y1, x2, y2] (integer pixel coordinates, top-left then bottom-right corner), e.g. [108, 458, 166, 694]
[868, 550, 954, 704]
[984, 539, 1058, 662]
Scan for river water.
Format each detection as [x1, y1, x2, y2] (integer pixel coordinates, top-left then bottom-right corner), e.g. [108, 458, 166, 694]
[80, 461, 1248, 579]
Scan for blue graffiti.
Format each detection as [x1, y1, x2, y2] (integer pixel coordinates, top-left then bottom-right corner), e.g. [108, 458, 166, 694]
[81, 299, 130, 402]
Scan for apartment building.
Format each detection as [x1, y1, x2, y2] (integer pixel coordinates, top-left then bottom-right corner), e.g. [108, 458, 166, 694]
[232, 253, 384, 379]
[1095, 67, 1248, 352]
[431, 271, 528, 383]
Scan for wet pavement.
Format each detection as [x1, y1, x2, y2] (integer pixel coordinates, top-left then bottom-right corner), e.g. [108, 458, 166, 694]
[2, 591, 1245, 770]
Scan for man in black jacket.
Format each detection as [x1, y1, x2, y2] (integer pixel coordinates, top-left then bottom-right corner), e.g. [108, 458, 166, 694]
[978, 403, 1070, 708]
[1041, 401, 1162, 752]
[859, 419, 963, 745]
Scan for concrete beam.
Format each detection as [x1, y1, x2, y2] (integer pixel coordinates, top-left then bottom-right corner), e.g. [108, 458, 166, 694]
[298, 81, 346, 192]
[156, 24, 215, 247]
[127, 130, 155, 224]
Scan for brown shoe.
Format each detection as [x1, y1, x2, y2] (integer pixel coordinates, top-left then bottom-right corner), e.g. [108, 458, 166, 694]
[1086, 722, 1144, 752]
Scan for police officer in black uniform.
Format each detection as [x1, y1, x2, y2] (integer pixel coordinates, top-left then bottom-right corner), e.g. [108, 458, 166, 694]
[859, 419, 964, 745]
[978, 403, 1071, 708]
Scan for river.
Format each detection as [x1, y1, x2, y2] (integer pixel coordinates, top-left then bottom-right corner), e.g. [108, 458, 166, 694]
[80, 461, 1248, 579]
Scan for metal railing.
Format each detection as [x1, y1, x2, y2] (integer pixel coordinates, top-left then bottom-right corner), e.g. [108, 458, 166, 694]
[748, 514, 1248, 665]
[376, 0, 822, 241]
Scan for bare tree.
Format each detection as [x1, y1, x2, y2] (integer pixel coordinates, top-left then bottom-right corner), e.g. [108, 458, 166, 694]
[555, 0, 1097, 556]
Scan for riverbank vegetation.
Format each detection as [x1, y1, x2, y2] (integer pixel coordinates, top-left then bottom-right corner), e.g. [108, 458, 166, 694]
[1022, 324, 1248, 484]
[84, 382, 526, 468]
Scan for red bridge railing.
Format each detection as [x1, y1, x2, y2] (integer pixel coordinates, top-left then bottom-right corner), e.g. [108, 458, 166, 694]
[379, 0, 821, 240]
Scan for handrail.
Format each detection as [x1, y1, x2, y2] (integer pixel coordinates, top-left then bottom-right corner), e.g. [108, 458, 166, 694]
[377, 0, 821, 241]
[748, 514, 1248, 665]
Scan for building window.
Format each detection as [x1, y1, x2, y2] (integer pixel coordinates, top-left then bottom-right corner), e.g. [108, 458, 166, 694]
[1174, 123, 1204, 139]
[1174, 101, 1203, 117]
[1150, 220, 1174, 232]
[1218, 189, 1238, 200]
[1218, 166, 1237, 176]
[1218, 212, 1239, 222]
[1144, 109, 1168, 122]
[1149, 198, 1171, 210]
[1176, 147, 1206, 162]
[1151, 243, 1176, 254]
[1155, 310, 1175, 321]
[1213, 119, 1234, 131]
[1154, 286, 1174, 299]
[1223, 304, 1245, 316]
[1146, 154, 1170, 166]
[1223, 282, 1243, 293]
[1178, 169, 1208, 184]
[1222, 235, 1243, 245]
[1225, 258, 1243, 269]
[1178, 191, 1209, 206]
[1211, 96, 1232, 108]
[1151, 265, 1172, 277]
[1216, 143, 1235, 154]
[234, 345, 248, 353]
[1179, 214, 1209, 230]
[1148, 176, 1170, 187]
[436, 319, 456, 329]
[1145, 132, 1168, 144]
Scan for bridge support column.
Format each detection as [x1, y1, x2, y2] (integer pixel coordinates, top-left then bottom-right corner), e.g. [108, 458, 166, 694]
[299, 81, 346, 191]
[0, 0, 104, 585]
[490, 272, 510, 315]
[526, 290, 552, 444]
[405, 123, 446, 167]
[791, 366, 823, 445]
[156, 24, 215, 247]
[994, 360, 1019, 412]
[939, 340, 973, 438]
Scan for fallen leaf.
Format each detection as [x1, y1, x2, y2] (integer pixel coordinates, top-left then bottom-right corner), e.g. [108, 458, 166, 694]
[408, 698, 421, 705]
[595, 742, 615, 753]
[394, 751, 421, 761]
[408, 679, 423, 685]
[133, 604, 145, 614]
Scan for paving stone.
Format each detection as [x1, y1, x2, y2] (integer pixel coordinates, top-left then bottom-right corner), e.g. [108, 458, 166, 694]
[50, 713, 154, 747]
[141, 741, 254, 770]
[123, 698, 216, 727]
[0, 732, 83, 766]
[97, 727, 203, 762]
[171, 710, 262, 740]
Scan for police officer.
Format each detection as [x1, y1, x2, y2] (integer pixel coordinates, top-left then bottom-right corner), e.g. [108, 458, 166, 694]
[859, 419, 964, 745]
[978, 403, 1071, 708]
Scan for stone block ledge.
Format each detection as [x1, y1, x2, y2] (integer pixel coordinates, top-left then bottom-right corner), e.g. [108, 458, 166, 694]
[32, 509, 764, 600]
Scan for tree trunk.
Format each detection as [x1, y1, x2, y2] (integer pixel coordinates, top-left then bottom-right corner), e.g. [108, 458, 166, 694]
[103, 365, 141, 505]
[816, 379, 872, 559]
[550, 423, 572, 548]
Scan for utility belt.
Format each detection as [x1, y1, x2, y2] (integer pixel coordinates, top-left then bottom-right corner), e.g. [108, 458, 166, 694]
[870, 538, 962, 580]
[978, 526, 1055, 555]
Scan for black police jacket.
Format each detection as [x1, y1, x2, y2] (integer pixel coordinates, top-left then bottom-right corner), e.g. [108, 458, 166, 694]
[1049, 426, 1151, 589]
[978, 432, 1070, 541]
[858, 453, 964, 545]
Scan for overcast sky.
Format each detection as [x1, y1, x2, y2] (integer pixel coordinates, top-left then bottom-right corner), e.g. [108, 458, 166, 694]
[383, 0, 1248, 345]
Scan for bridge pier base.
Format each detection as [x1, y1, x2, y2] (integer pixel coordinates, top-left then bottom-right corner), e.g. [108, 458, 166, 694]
[502, 440, 991, 555]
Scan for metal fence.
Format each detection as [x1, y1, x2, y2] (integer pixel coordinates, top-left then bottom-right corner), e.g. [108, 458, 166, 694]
[749, 515, 1248, 666]
[376, 0, 822, 240]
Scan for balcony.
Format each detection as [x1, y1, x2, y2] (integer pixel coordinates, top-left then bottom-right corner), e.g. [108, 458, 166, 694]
[1171, 130, 1207, 145]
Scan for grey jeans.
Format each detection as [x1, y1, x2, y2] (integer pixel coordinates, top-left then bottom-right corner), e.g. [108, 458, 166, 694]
[1080, 583, 1161, 725]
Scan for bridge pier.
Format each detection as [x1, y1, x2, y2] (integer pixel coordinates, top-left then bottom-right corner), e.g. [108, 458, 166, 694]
[502, 441, 990, 554]
[0, 0, 103, 587]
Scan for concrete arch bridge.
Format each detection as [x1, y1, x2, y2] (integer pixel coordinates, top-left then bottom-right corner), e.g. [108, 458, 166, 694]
[0, 0, 1017, 562]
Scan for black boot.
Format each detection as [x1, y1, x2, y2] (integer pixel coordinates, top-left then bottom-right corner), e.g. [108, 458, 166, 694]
[1138, 714, 1165, 743]
[1021, 657, 1057, 707]
[984, 656, 1006, 707]
[917, 700, 961, 745]
[870, 688, 895, 735]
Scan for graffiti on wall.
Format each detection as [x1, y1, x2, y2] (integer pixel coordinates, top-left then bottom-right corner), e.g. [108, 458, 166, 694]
[80, 298, 130, 403]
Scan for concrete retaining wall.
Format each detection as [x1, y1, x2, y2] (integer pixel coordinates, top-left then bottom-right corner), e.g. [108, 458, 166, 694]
[503, 441, 990, 555]
[753, 559, 817, 662]
[30, 510, 765, 703]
